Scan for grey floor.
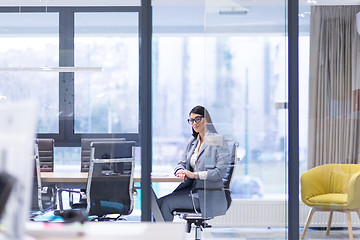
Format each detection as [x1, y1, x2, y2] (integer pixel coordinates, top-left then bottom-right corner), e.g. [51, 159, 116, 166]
[183, 226, 360, 239]
[35, 201, 359, 240]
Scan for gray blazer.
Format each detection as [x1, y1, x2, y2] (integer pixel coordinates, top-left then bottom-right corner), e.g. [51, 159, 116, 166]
[173, 135, 230, 218]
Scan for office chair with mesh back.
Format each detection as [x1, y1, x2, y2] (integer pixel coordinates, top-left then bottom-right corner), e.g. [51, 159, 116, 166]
[31, 140, 57, 216]
[65, 141, 136, 221]
[173, 142, 238, 240]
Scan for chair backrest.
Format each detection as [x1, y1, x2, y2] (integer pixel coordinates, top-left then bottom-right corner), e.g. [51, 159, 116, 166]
[80, 138, 126, 172]
[222, 142, 238, 210]
[301, 164, 360, 204]
[31, 142, 56, 213]
[86, 141, 136, 217]
[31, 142, 42, 212]
[36, 138, 54, 172]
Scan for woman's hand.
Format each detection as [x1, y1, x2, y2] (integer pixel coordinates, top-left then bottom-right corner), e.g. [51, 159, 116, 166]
[176, 169, 196, 180]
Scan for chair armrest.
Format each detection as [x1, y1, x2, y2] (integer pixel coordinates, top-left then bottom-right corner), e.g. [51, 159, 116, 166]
[188, 188, 231, 214]
[347, 171, 360, 209]
[58, 188, 82, 194]
[190, 188, 231, 196]
[191, 187, 229, 193]
[300, 167, 327, 204]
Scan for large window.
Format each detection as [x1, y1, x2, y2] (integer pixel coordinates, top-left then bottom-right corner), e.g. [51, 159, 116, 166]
[0, 13, 59, 133]
[74, 12, 139, 134]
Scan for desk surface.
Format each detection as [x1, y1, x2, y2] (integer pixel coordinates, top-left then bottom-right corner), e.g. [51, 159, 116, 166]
[25, 221, 185, 240]
[41, 172, 184, 183]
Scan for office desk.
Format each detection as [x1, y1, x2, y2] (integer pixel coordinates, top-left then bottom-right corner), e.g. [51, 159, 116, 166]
[41, 172, 184, 222]
[25, 221, 185, 240]
[41, 172, 183, 187]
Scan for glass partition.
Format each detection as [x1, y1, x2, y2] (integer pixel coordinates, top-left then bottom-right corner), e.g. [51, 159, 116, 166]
[152, 2, 207, 197]
[204, 0, 288, 237]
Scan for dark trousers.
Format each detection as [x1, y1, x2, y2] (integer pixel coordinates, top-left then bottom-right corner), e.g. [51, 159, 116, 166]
[157, 188, 200, 222]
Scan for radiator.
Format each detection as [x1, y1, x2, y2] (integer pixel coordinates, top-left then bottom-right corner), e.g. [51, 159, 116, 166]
[208, 199, 360, 228]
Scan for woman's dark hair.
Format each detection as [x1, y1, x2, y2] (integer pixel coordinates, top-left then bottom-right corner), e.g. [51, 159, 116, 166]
[189, 105, 217, 137]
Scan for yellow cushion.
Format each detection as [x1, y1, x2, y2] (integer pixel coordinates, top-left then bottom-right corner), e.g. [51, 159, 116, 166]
[307, 194, 347, 209]
[308, 193, 347, 204]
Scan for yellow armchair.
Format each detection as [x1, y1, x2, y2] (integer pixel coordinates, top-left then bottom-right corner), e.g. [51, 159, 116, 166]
[301, 164, 360, 240]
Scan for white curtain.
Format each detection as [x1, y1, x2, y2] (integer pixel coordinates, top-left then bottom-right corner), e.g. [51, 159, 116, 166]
[308, 5, 360, 169]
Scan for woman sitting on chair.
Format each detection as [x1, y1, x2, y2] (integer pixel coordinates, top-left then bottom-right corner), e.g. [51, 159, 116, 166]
[157, 105, 230, 222]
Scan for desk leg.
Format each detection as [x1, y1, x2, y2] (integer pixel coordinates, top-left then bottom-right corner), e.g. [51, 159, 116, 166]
[151, 187, 164, 222]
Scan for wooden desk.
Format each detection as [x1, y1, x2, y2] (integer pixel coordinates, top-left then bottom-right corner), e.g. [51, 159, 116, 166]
[41, 172, 183, 190]
[41, 172, 184, 185]
[40, 172, 184, 222]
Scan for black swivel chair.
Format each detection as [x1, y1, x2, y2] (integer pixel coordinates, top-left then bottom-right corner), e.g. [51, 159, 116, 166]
[62, 141, 136, 221]
[31, 139, 57, 216]
[173, 142, 238, 240]
[58, 138, 127, 210]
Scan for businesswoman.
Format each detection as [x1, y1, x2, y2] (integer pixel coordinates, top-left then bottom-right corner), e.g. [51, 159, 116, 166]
[157, 105, 230, 222]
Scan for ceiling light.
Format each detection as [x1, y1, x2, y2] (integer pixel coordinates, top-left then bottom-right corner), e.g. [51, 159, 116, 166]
[219, 7, 250, 15]
[0, 67, 103, 72]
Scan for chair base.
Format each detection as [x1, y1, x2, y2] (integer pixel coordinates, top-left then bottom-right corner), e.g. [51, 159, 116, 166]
[301, 207, 360, 240]
[89, 215, 126, 221]
[176, 212, 211, 240]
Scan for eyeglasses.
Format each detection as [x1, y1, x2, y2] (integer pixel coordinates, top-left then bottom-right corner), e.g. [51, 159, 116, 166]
[187, 116, 204, 124]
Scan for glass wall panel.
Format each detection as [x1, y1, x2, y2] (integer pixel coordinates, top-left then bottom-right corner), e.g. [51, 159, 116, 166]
[299, 4, 310, 178]
[0, 13, 59, 133]
[74, 12, 139, 134]
[204, 0, 288, 238]
[152, 3, 208, 200]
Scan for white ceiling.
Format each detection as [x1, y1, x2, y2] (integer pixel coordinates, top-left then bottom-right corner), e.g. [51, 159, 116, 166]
[0, 0, 357, 34]
[0, 0, 358, 6]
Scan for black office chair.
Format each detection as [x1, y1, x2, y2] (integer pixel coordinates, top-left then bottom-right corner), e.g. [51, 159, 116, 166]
[61, 141, 136, 221]
[173, 142, 238, 240]
[30, 140, 57, 217]
[58, 138, 127, 210]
